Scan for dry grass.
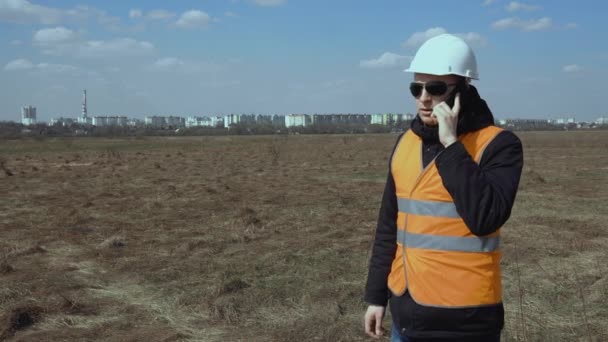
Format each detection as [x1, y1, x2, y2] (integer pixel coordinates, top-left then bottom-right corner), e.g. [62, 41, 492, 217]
[0, 131, 607, 341]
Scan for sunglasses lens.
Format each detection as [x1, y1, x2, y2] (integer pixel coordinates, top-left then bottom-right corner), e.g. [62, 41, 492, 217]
[409, 83, 423, 97]
[425, 81, 448, 96]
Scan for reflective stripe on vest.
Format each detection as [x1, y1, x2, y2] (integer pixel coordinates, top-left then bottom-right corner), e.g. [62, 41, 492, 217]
[397, 230, 500, 252]
[397, 198, 460, 219]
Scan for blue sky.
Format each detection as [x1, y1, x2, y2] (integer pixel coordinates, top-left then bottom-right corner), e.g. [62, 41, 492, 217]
[1, 0, 606, 122]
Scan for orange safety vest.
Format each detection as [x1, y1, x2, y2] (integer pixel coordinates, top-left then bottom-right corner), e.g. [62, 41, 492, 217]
[387, 126, 504, 308]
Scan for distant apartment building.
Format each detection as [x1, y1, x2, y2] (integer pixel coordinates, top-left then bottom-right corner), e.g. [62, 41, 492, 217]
[595, 117, 608, 125]
[311, 114, 372, 125]
[21, 106, 37, 125]
[77, 115, 92, 125]
[224, 114, 256, 128]
[92, 116, 128, 127]
[127, 118, 142, 127]
[272, 114, 284, 126]
[144, 116, 185, 128]
[186, 116, 224, 128]
[548, 118, 576, 125]
[49, 117, 75, 126]
[255, 114, 272, 124]
[167, 116, 185, 127]
[145, 116, 164, 128]
[285, 114, 311, 127]
[498, 118, 555, 129]
[371, 113, 414, 125]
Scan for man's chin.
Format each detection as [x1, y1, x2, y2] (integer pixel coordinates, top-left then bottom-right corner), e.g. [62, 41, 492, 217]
[419, 114, 438, 127]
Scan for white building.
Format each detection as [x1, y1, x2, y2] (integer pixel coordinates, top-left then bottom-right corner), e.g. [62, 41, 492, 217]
[549, 118, 576, 125]
[92, 116, 128, 126]
[224, 114, 255, 128]
[371, 113, 413, 125]
[21, 106, 37, 125]
[285, 114, 311, 127]
[595, 117, 608, 125]
[78, 116, 92, 125]
[224, 114, 239, 128]
[186, 116, 224, 128]
[49, 117, 75, 126]
[127, 118, 141, 127]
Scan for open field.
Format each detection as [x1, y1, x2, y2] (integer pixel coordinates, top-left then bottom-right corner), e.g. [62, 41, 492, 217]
[0, 131, 607, 341]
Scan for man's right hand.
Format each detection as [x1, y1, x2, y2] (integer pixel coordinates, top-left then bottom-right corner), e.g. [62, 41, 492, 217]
[363, 305, 385, 339]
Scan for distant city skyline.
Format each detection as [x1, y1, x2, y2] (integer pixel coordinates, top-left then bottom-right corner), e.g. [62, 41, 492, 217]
[1, 0, 607, 122]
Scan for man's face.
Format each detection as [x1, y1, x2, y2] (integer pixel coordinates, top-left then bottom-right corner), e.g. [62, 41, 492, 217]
[412, 73, 461, 126]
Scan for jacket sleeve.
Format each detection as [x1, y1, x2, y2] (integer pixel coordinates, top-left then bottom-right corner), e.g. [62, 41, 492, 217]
[435, 130, 524, 236]
[364, 135, 402, 306]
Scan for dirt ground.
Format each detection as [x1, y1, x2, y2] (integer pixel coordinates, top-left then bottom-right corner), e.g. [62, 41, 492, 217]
[0, 131, 607, 341]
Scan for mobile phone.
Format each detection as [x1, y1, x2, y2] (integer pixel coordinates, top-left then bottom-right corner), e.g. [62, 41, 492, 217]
[445, 81, 468, 109]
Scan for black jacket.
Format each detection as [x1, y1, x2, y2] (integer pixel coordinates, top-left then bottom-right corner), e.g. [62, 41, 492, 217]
[364, 85, 523, 339]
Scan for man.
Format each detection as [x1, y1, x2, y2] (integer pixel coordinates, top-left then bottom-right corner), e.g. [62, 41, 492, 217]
[363, 34, 523, 341]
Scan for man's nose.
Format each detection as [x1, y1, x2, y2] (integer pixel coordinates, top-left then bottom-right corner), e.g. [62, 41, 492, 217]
[419, 88, 432, 102]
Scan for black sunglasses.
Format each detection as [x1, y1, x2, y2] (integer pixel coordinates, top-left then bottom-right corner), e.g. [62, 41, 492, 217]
[409, 81, 458, 98]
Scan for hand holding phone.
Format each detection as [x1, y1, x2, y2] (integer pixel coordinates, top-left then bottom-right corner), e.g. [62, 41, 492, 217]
[432, 92, 461, 147]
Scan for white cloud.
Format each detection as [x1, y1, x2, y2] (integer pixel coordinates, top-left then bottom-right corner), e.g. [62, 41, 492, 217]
[492, 17, 518, 29]
[520, 17, 552, 31]
[404, 27, 447, 47]
[129, 9, 142, 18]
[482, 0, 497, 5]
[454, 32, 486, 45]
[176, 10, 210, 28]
[566, 22, 577, 29]
[0, 0, 62, 24]
[33, 27, 78, 45]
[252, 0, 286, 6]
[151, 57, 223, 73]
[147, 9, 175, 20]
[0, 1, 125, 31]
[4, 58, 34, 71]
[403, 27, 486, 48]
[4, 58, 80, 74]
[492, 17, 552, 31]
[154, 57, 185, 68]
[505, 1, 541, 12]
[360, 52, 412, 69]
[30, 28, 155, 58]
[36, 62, 79, 73]
[69, 6, 120, 29]
[81, 38, 154, 58]
[225, 11, 239, 18]
[563, 64, 582, 73]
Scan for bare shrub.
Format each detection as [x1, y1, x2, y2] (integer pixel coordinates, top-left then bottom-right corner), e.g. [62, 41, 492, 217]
[268, 137, 282, 166]
[0, 304, 44, 340]
[0, 156, 13, 176]
[99, 235, 127, 249]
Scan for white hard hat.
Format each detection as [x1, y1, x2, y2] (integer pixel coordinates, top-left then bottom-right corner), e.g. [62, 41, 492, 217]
[405, 34, 479, 80]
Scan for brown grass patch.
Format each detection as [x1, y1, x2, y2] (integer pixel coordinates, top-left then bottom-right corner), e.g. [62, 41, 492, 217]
[0, 132, 607, 340]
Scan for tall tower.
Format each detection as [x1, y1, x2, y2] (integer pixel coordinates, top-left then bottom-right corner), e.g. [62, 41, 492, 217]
[82, 89, 88, 118]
